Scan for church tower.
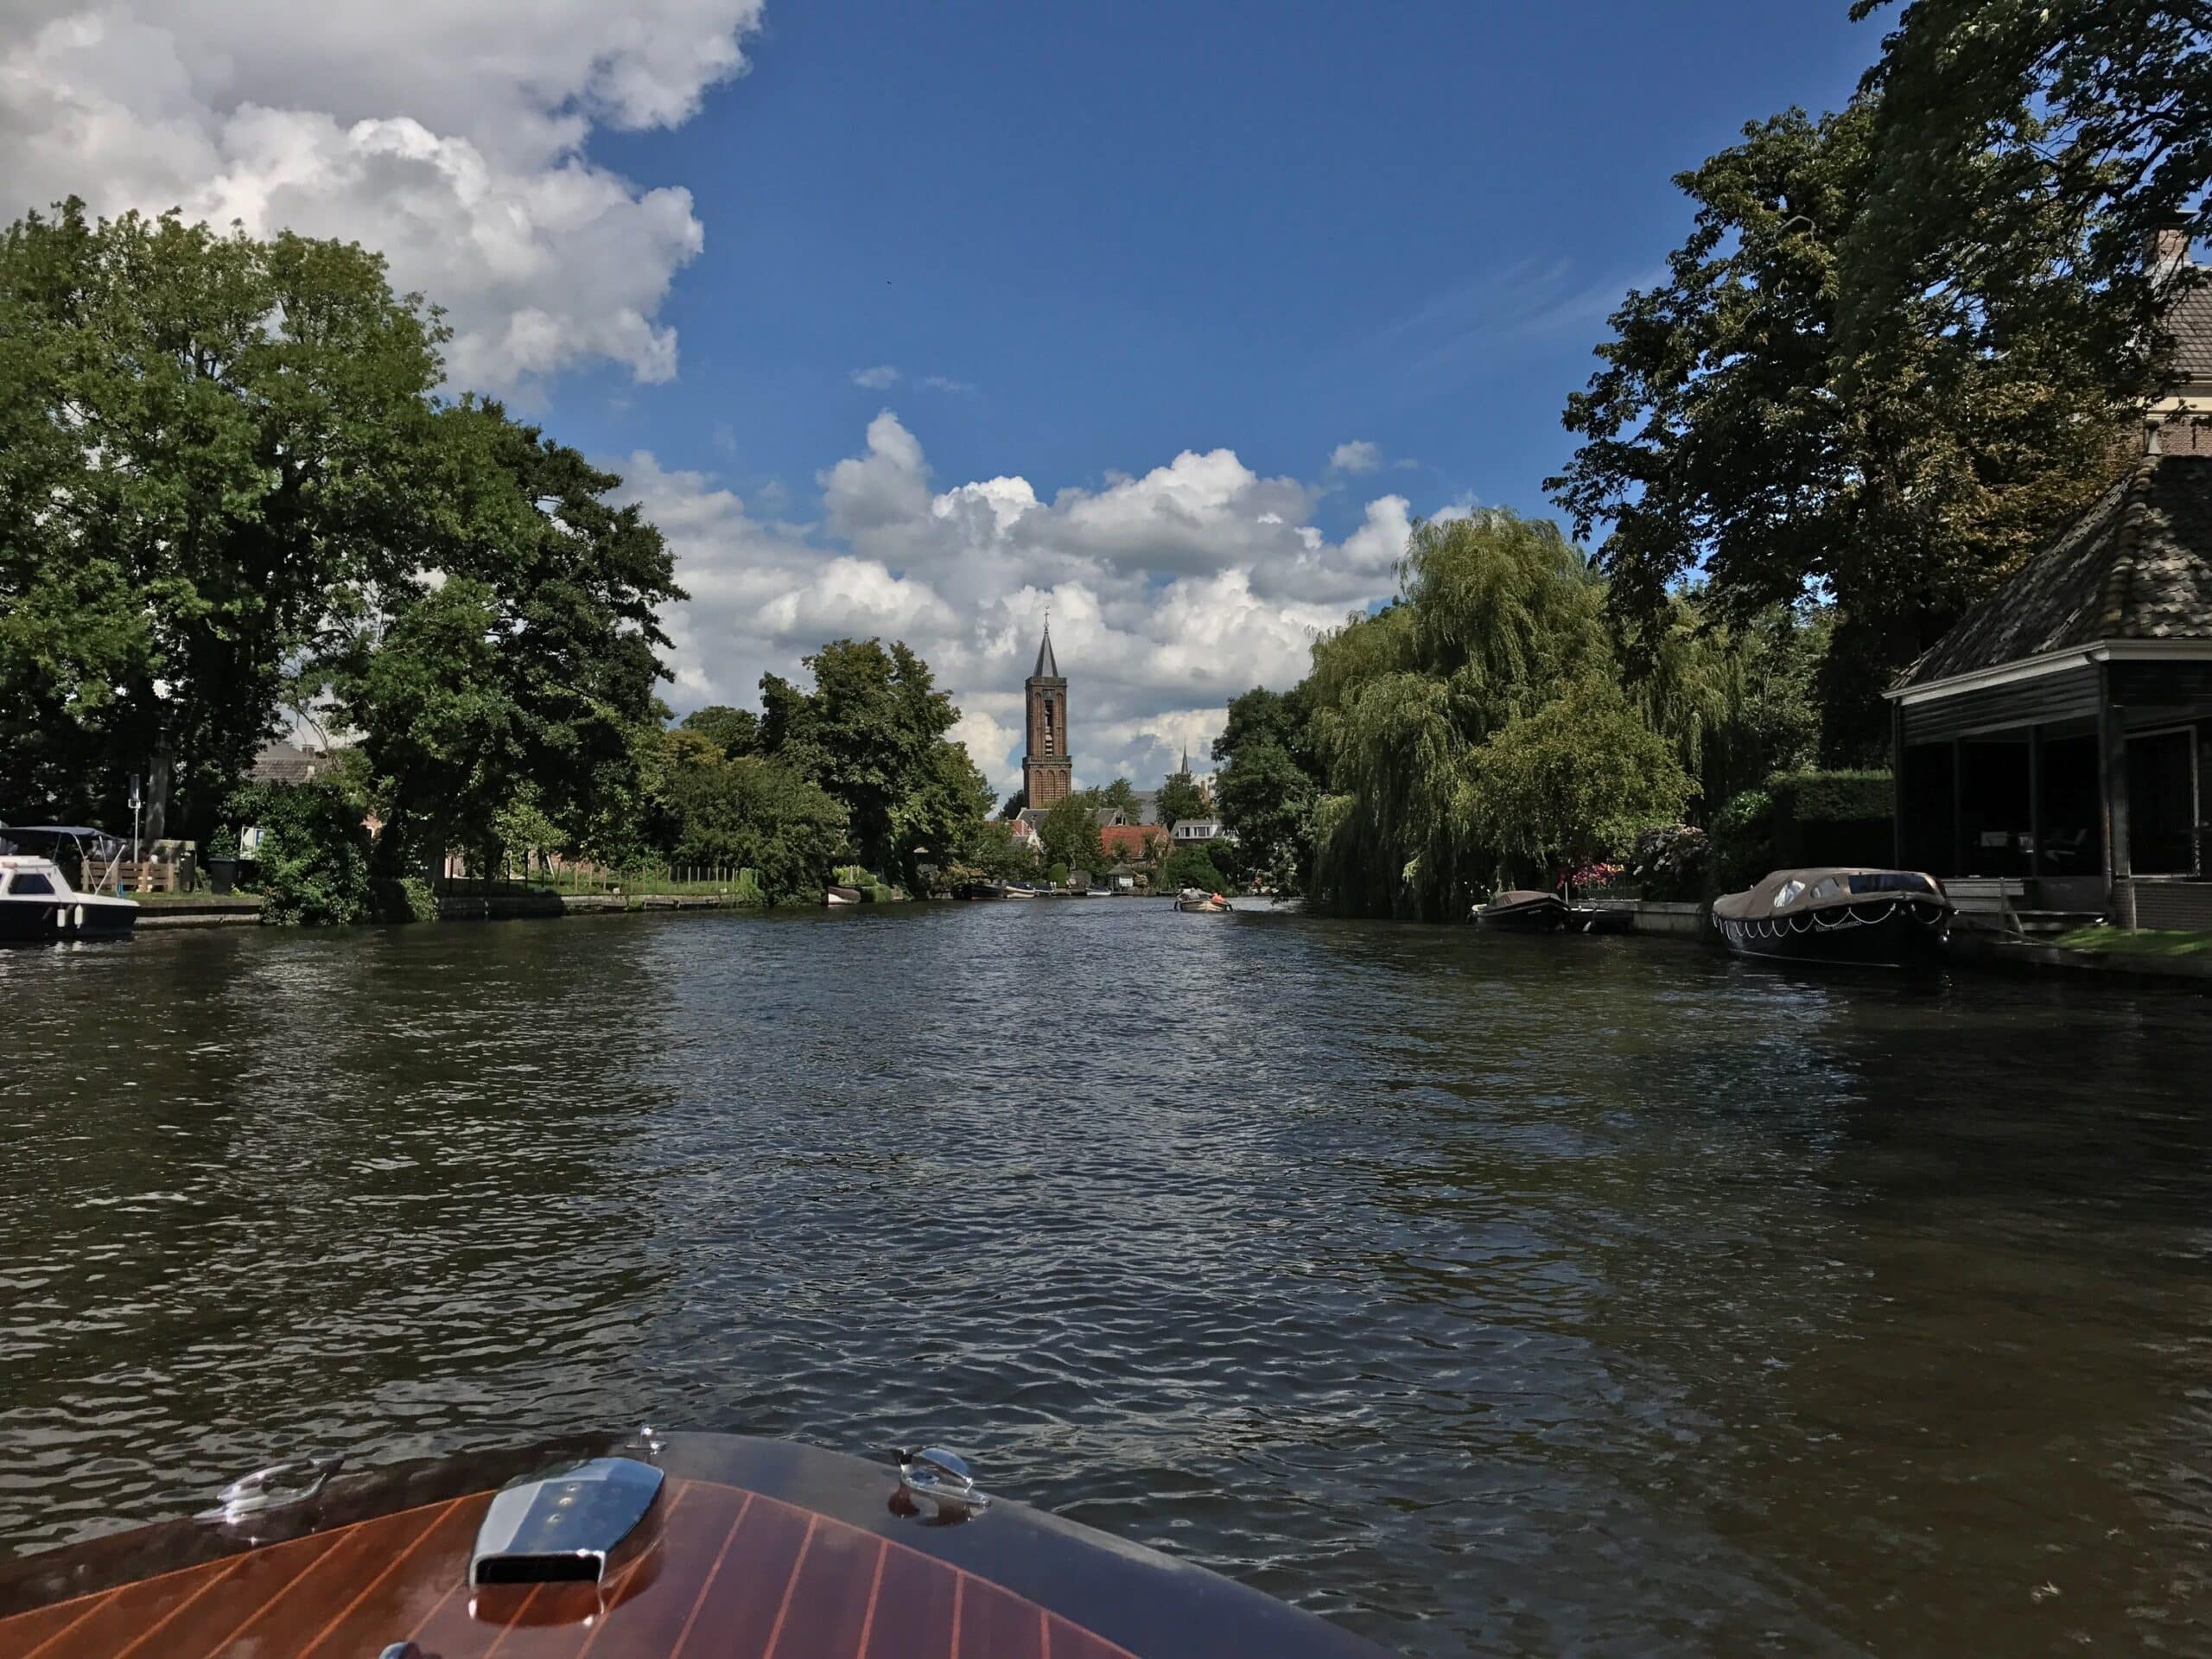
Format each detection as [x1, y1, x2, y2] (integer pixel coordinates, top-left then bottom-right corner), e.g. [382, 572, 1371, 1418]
[1022, 622, 1072, 808]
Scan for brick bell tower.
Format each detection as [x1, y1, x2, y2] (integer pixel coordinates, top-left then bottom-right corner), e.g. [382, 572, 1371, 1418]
[1022, 620, 1072, 808]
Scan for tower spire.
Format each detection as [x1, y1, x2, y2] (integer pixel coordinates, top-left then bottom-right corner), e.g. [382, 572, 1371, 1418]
[1033, 615, 1058, 680]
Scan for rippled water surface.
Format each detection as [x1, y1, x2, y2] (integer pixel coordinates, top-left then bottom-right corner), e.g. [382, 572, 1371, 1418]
[4, 904, 2210, 1655]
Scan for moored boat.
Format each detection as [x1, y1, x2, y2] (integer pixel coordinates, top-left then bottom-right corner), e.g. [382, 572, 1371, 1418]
[1474, 889, 1569, 931]
[0, 854, 137, 944]
[0, 1432, 1381, 1658]
[823, 885, 863, 906]
[1710, 868, 1953, 966]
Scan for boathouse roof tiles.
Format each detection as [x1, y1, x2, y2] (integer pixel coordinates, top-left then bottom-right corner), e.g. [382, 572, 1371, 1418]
[2171, 283, 2212, 381]
[1898, 454, 2212, 689]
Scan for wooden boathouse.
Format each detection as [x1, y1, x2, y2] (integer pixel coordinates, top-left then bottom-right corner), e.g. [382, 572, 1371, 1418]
[1887, 454, 2212, 929]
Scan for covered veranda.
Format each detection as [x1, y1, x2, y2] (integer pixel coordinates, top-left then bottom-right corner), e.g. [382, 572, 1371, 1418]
[1888, 457, 2212, 929]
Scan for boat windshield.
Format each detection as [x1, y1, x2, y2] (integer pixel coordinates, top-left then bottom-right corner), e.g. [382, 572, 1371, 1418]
[1847, 873, 1938, 898]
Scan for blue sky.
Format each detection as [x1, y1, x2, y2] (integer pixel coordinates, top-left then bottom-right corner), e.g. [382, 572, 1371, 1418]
[9, 0, 1878, 789]
[577, 1, 1870, 531]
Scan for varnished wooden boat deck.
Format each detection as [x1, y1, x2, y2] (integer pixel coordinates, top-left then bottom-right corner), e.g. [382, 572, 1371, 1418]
[3, 1478, 1134, 1659]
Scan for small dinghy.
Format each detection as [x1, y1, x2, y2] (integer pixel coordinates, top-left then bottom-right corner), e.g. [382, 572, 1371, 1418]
[0, 1432, 1380, 1658]
[1174, 888, 1230, 912]
[823, 885, 863, 906]
[1474, 889, 1568, 931]
[1710, 868, 1953, 967]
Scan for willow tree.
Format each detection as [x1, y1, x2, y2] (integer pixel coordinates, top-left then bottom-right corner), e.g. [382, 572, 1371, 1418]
[1459, 678, 1693, 882]
[1306, 510, 1623, 919]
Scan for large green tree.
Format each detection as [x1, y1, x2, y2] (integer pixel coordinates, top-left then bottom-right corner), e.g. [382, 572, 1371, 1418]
[759, 638, 966, 887]
[1459, 678, 1694, 882]
[662, 748, 849, 904]
[1154, 769, 1209, 833]
[1211, 684, 1325, 892]
[679, 704, 760, 758]
[1548, 105, 2125, 756]
[1034, 791, 1106, 878]
[1306, 510, 1623, 918]
[0, 200, 448, 832]
[328, 407, 682, 877]
[1849, 0, 2211, 390]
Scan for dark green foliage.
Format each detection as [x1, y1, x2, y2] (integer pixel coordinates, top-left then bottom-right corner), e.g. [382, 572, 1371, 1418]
[1767, 770, 1896, 868]
[1770, 769, 1896, 824]
[1548, 104, 2126, 732]
[963, 822, 1040, 882]
[1214, 739, 1315, 891]
[1709, 789, 1776, 893]
[1214, 685, 1317, 774]
[372, 874, 438, 923]
[680, 705, 760, 758]
[1160, 847, 1229, 893]
[760, 639, 960, 885]
[330, 408, 683, 880]
[0, 200, 449, 835]
[1849, 1, 2211, 399]
[237, 782, 373, 926]
[1154, 769, 1209, 833]
[1035, 791, 1105, 876]
[663, 752, 849, 906]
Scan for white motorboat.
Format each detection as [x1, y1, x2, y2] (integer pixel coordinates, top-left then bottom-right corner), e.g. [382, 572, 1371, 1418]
[0, 854, 137, 942]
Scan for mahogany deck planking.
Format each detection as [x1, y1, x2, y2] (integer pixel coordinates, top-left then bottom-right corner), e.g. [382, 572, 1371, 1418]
[1, 1478, 1135, 1659]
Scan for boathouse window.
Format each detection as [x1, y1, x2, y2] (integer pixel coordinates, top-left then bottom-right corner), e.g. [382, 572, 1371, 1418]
[2128, 728, 2202, 875]
[7, 872, 54, 895]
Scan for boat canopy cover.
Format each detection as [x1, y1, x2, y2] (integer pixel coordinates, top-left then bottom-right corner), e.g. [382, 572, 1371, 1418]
[1485, 889, 1563, 909]
[1712, 868, 1946, 923]
[0, 826, 124, 855]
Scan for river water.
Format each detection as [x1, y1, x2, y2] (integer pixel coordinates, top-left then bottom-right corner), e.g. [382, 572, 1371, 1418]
[2, 903, 2208, 1656]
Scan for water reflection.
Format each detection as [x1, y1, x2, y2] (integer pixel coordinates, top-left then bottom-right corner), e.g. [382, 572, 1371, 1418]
[3, 907, 2209, 1656]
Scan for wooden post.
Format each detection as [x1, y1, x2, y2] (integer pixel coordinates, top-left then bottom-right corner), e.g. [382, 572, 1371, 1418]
[1891, 702, 1906, 868]
[1951, 735, 1967, 878]
[2027, 724, 2044, 886]
[2099, 660, 2133, 924]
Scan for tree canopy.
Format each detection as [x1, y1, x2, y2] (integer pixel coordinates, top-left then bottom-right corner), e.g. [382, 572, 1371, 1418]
[0, 200, 450, 831]
[757, 638, 974, 889]
[1548, 105, 2125, 757]
[1848, 0, 2212, 389]
[1302, 510, 1681, 918]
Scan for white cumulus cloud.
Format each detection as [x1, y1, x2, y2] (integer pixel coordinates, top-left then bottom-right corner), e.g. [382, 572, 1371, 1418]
[1330, 439, 1383, 474]
[619, 415, 1456, 795]
[0, 0, 766, 390]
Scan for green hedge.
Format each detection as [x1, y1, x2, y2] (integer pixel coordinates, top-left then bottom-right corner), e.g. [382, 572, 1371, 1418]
[1768, 769, 1894, 825]
[1765, 769, 1894, 870]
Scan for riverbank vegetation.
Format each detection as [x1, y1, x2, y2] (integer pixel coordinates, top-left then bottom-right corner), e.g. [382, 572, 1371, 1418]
[0, 201, 1014, 919]
[1214, 3, 2210, 919]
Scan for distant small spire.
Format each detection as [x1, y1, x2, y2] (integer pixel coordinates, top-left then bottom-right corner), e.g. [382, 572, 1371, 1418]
[1033, 616, 1058, 679]
[1180, 742, 1190, 773]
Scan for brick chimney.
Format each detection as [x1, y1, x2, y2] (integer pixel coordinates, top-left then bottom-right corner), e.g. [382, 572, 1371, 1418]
[2148, 219, 2195, 283]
